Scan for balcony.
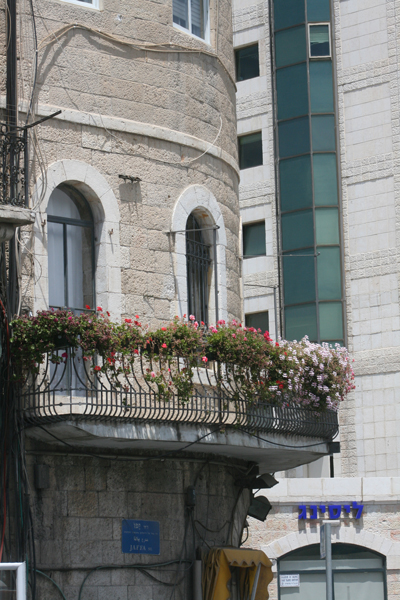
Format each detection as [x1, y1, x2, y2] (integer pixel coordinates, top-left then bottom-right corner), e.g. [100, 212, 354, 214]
[18, 350, 339, 472]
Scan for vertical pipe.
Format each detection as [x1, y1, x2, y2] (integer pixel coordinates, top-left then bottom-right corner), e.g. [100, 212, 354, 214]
[273, 286, 278, 341]
[24, 129, 29, 207]
[194, 560, 202, 600]
[249, 563, 262, 600]
[213, 228, 219, 322]
[325, 523, 333, 600]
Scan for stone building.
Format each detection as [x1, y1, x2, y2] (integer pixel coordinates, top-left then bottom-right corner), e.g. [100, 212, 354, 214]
[0, 0, 341, 598]
[232, 0, 400, 597]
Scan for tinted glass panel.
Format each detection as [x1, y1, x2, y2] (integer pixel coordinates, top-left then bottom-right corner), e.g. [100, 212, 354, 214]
[313, 153, 338, 205]
[239, 132, 263, 169]
[317, 247, 342, 300]
[312, 115, 335, 151]
[274, 0, 305, 31]
[310, 61, 334, 113]
[173, 0, 188, 29]
[275, 26, 306, 68]
[309, 24, 330, 57]
[243, 221, 266, 257]
[283, 250, 315, 305]
[245, 311, 269, 332]
[281, 210, 314, 250]
[236, 44, 260, 81]
[280, 572, 326, 599]
[319, 301, 343, 340]
[191, 0, 204, 38]
[307, 0, 330, 21]
[279, 117, 310, 158]
[276, 63, 308, 120]
[48, 222, 65, 307]
[315, 207, 339, 244]
[285, 303, 317, 341]
[334, 572, 385, 600]
[280, 155, 312, 212]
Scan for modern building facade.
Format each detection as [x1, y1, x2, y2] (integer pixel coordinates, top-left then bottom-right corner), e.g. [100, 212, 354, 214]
[0, 0, 343, 598]
[233, 0, 400, 597]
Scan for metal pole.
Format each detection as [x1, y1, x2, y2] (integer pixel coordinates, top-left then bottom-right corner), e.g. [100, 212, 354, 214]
[325, 522, 333, 600]
[249, 563, 262, 600]
[213, 227, 219, 322]
[273, 286, 278, 341]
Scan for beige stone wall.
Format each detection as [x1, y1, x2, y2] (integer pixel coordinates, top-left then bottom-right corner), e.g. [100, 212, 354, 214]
[0, 0, 242, 324]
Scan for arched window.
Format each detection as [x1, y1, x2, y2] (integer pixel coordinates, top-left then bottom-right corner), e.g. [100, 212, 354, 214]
[278, 543, 387, 599]
[47, 185, 95, 311]
[186, 213, 211, 324]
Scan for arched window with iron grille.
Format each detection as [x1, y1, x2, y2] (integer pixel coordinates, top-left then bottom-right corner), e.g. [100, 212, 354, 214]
[186, 213, 211, 324]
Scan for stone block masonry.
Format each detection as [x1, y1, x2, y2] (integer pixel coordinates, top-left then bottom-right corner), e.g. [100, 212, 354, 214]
[27, 446, 251, 599]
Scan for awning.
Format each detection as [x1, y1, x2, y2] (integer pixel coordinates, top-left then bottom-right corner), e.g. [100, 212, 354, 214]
[202, 547, 273, 600]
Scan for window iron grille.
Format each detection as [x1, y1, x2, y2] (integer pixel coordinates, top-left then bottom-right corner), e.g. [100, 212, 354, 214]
[186, 214, 211, 325]
[0, 124, 27, 207]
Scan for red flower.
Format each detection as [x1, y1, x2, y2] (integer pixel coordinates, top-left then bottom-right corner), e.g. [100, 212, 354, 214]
[275, 342, 279, 347]
[97, 306, 103, 311]
[125, 318, 132, 323]
[107, 311, 110, 317]
[134, 349, 139, 355]
[162, 343, 167, 348]
[94, 365, 101, 372]
[135, 315, 139, 319]
[85, 305, 91, 310]
[161, 327, 167, 331]
[61, 352, 68, 358]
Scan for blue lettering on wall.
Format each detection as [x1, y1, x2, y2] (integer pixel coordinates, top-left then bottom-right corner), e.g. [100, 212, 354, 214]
[298, 502, 364, 520]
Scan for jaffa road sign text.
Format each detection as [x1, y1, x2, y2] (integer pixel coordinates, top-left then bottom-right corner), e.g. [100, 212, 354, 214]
[122, 519, 160, 555]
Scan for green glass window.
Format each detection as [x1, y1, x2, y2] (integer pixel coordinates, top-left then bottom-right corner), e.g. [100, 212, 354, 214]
[279, 117, 310, 158]
[281, 210, 314, 251]
[235, 44, 260, 82]
[307, 0, 330, 22]
[309, 24, 330, 57]
[312, 115, 335, 151]
[274, 0, 305, 31]
[238, 132, 263, 169]
[276, 63, 308, 120]
[280, 155, 312, 212]
[285, 303, 318, 341]
[315, 207, 339, 244]
[313, 153, 338, 205]
[275, 26, 307, 68]
[317, 247, 341, 300]
[283, 250, 315, 305]
[319, 302, 343, 340]
[245, 311, 269, 332]
[310, 61, 334, 113]
[243, 221, 266, 257]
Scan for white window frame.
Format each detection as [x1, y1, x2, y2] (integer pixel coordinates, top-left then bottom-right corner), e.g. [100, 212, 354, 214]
[59, 0, 101, 10]
[308, 23, 331, 59]
[0, 563, 26, 600]
[173, 0, 210, 44]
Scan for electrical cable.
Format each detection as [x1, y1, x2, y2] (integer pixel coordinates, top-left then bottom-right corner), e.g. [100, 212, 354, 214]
[32, 422, 222, 460]
[234, 425, 336, 449]
[35, 570, 67, 600]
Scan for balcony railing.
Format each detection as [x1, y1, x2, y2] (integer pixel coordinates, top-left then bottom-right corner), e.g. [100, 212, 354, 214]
[17, 350, 339, 440]
[0, 125, 27, 207]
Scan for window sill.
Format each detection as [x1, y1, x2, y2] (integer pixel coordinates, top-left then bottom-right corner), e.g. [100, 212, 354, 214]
[173, 22, 211, 46]
[57, 0, 102, 11]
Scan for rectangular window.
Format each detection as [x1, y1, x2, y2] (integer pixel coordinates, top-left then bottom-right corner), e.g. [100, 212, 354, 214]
[238, 132, 263, 170]
[235, 44, 260, 81]
[243, 221, 266, 257]
[173, 0, 209, 41]
[309, 24, 331, 57]
[60, 0, 99, 8]
[245, 311, 269, 333]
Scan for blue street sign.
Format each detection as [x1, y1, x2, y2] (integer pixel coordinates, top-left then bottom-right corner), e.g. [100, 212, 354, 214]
[122, 519, 160, 555]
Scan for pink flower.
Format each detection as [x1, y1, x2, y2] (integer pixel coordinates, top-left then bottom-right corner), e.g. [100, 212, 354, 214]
[61, 352, 68, 358]
[161, 327, 167, 331]
[232, 334, 236, 338]
[135, 314, 139, 319]
[68, 317, 73, 321]
[162, 343, 167, 348]
[212, 328, 218, 334]
[151, 371, 156, 378]
[97, 306, 103, 311]
[189, 315, 195, 321]
[244, 337, 247, 341]
[202, 356, 208, 363]
[168, 368, 171, 372]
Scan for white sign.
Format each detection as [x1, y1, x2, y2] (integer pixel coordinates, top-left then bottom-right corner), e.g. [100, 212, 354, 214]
[320, 523, 326, 559]
[280, 574, 300, 588]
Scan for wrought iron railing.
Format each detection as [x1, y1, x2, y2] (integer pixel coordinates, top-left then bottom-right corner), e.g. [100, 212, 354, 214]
[17, 350, 339, 440]
[0, 125, 27, 207]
